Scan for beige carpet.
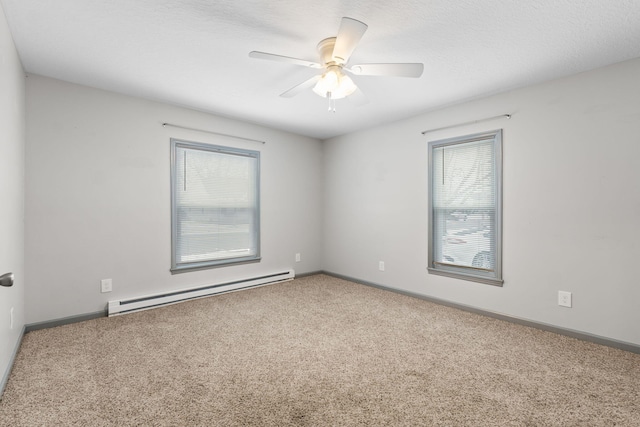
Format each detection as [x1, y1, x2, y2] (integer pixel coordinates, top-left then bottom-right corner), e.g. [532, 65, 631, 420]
[1, 274, 638, 426]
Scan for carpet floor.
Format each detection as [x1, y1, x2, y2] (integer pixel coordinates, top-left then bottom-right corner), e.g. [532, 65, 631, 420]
[1, 274, 638, 426]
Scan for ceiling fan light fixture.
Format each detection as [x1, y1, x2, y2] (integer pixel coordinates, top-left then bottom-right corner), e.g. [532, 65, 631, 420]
[312, 67, 358, 100]
[313, 67, 340, 95]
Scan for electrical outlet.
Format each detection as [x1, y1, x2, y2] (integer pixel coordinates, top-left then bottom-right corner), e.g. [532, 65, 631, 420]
[101, 279, 113, 293]
[558, 291, 572, 308]
[295, 253, 301, 262]
[379, 261, 385, 272]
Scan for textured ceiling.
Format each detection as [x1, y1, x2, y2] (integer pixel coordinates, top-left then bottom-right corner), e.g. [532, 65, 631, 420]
[2, 0, 640, 139]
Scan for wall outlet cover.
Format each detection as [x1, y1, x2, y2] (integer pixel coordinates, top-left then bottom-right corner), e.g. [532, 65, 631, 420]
[558, 291, 572, 308]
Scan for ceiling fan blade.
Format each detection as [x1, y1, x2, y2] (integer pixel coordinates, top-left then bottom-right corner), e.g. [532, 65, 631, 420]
[332, 17, 368, 64]
[280, 75, 322, 98]
[249, 51, 322, 69]
[349, 63, 424, 78]
[348, 87, 369, 107]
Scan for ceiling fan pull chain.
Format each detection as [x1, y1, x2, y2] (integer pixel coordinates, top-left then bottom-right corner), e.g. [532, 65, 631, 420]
[327, 92, 336, 113]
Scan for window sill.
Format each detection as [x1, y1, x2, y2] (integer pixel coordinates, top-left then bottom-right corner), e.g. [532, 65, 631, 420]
[427, 267, 503, 287]
[171, 257, 261, 274]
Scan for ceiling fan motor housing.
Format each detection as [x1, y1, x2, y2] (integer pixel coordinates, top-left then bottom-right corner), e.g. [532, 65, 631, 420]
[317, 37, 340, 66]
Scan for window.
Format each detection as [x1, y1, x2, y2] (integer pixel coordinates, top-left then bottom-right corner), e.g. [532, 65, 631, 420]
[171, 139, 260, 273]
[428, 129, 503, 286]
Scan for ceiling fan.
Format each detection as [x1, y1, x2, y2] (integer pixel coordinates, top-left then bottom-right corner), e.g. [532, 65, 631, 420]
[249, 17, 424, 110]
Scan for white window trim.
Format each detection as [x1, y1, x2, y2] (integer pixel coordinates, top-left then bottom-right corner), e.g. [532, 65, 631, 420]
[427, 129, 503, 286]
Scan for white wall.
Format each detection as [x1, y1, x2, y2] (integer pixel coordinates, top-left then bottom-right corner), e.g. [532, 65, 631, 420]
[0, 2, 25, 388]
[25, 75, 323, 324]
[323, 58, 640, 346]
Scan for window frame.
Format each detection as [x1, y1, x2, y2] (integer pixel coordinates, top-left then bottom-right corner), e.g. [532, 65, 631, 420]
[170, 138, 261, 274]
[427, 129, 503, 286]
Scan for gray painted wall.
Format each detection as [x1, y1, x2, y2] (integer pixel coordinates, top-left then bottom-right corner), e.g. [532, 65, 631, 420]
[0, 2, 25, 387]
[25, 75, 323, 324]
[322, 58, 640, 346]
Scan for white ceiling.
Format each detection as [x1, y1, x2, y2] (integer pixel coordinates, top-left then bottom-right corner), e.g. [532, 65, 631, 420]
[2, 0, 640, 139]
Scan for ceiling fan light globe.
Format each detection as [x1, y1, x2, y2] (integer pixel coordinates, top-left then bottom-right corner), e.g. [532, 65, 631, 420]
[312, 84, 327, 98]
[326, 69, 340, 89]
[313, 71, 358, 100]
[331, 74, 358, 99]
[312, 69, 339, 96]
[312, 79, 333, 97]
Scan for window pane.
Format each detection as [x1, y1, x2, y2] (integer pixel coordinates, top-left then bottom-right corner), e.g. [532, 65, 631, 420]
[434, 208, 494, 270]
[432, 139, 495, 270]
[171, 140, 260, 272]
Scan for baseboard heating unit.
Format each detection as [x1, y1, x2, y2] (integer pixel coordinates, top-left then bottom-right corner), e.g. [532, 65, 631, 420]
[107, 270, 295, 316]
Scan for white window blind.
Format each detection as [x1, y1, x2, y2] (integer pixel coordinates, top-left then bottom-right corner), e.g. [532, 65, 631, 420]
[428, 130, 502, 285]
[171, 139, 260, 272]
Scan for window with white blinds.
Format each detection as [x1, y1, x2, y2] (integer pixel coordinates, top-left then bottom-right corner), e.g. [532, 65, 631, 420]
[170, 139, 260, 273]
[428, 130, 503, 286]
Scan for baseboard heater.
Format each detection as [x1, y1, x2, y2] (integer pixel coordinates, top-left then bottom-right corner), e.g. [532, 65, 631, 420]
[107, 270, 295, 317]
